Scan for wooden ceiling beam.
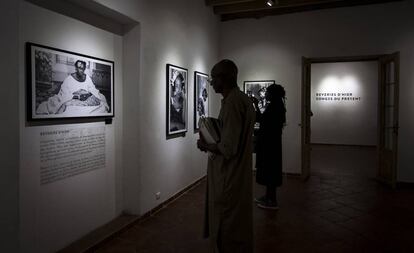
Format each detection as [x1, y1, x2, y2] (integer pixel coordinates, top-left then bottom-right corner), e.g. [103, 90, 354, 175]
[206, 0, 256, 6]
[214, 0, 344, 15]
[219, 0, 403, 20]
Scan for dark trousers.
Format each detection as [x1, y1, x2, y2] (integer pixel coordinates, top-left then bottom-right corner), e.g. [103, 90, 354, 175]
[266, 185, 277, 203]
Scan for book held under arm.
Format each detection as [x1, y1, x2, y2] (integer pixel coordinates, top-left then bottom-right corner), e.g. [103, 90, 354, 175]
[198, 117, 221, 144]
[198, 117, 221, 158]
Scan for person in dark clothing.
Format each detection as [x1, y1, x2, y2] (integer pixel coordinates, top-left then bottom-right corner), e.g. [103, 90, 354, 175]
[253, 83, 286, 210]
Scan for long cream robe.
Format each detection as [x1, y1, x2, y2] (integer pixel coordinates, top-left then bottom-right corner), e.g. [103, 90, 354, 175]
[36, 75, 107, 115]
[205, 87, 255, 253]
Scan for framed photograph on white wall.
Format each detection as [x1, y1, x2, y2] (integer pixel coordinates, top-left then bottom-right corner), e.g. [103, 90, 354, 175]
[26, 42, 114, 121]
[194, 71, 209, 132]
[243, 80, 275, 113]
[167, 64, 188, 138]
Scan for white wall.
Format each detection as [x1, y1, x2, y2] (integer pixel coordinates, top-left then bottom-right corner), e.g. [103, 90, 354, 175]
[96, 0, 220, 213]
[16, 0, 219, 251]
[137, 1, 219, 213]
[121, 25, 141, 215]
[0, 0, 19, 252]
[19, 2, 123, 252]
[220, 1, 414, 181]
[310, 61, 378, 146]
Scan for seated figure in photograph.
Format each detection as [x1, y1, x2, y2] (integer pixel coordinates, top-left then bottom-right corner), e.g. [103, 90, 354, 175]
[36, 60, 109, 115]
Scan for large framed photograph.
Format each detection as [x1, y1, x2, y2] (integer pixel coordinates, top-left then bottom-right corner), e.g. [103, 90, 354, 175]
[243, 80, 275, 113]
[167, 64, 188, 138]
[194, 71, 209, 131]
[27, 42, 114, 120]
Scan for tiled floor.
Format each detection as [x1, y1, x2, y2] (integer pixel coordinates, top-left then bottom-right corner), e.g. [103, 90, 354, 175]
[95, 145, 414, 252]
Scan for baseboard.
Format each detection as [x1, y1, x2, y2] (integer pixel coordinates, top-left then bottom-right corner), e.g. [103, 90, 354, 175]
[138, 175, 206, 219]
[397, 181, 414, 189]
[58, 175, 207, 253]
[311, 143, 376, 148]
[283, 172, 301, 177]
[57, 214, 139, 253]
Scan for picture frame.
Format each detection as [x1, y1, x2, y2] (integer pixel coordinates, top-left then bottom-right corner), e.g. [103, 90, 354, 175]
[26, 42, 114, 121]
[166, 64, 188, 138]
[243, 80, 275, 114]
[194, 71, 209, 132]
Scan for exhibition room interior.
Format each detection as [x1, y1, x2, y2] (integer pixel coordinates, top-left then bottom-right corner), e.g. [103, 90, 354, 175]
[2, 0, 414, 252]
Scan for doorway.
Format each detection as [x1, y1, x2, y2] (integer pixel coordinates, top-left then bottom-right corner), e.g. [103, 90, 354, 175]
[301, 54, 400, 187]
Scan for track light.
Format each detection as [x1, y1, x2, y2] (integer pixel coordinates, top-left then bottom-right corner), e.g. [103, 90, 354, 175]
[266, 0, 275, 7]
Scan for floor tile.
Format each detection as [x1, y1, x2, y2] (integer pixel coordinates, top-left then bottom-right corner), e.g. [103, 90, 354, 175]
[93, 145, 414, 252]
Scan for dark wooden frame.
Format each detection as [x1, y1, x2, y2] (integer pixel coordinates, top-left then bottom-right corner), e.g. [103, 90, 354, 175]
[243, 80, 275, 113]
[243, 80, 275, 94]
[166, 64, 188, 138]
[194, 71, 209, 132]
[26, 42, 115, 121]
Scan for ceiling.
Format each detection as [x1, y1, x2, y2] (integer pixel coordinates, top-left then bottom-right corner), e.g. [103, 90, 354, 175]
[206, 0, 403, 21]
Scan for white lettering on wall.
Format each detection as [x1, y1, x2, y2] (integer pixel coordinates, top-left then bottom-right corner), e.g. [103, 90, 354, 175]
[315, 92, 361, 101]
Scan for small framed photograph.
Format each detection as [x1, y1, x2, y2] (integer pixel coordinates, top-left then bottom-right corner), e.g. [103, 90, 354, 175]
[194, 71, 209, 131]
[26, 42, 114, 120]
[243, 80, 275, 113]
[167, 64, 188, 138]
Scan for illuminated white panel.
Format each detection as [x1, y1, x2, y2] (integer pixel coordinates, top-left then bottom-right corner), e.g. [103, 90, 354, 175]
[311, 61, 378, 145]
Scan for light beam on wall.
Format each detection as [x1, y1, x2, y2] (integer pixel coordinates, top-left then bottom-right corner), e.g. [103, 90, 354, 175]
[315, 74, 362, 112]
[319, 75, 360, 94]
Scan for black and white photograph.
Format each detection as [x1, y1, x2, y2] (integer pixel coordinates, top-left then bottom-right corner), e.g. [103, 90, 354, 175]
[27, 42, 114, 120]
[167, 64, 188, 137]
[244, 80, 275, 113]
[194, 71, 209, 131]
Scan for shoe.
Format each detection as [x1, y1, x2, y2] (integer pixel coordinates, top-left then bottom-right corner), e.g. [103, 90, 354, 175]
[257, 200, 279, 210]
[254, 195, 267, 204]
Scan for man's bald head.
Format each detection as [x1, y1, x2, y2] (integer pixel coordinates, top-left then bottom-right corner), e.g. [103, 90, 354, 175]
[211, 59, 238, 88]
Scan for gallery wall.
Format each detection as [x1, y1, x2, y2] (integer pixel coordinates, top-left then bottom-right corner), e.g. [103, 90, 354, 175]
[15, 0, 219, 252]
[0, 0, 19, 252]
[219, 0, 414, 181]
[310, 61, 378, 146]
[19, 2, 123, 252]
[96, 0, 220, 214]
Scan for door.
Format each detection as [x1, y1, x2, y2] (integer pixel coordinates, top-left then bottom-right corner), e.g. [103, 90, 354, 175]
[301, 57, 311, 180]
[378, 52, 400, 188]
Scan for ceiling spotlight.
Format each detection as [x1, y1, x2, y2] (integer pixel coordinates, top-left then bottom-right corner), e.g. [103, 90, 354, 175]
[266, 0, 275, 7]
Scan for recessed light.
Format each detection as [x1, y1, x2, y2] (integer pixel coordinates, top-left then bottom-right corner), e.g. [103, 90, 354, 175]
[266, 0, 275, 7]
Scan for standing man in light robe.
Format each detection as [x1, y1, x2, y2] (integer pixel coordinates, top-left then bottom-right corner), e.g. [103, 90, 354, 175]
[197, 59, 255, 253]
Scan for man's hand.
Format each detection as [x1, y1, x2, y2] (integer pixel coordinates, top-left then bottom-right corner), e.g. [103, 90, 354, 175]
[197, 138, 208, 152]
[56, 103, 67, 114]
[197, 138, 220, 154]
[84, 95, 101, 106]
[66, 99, 88, 106]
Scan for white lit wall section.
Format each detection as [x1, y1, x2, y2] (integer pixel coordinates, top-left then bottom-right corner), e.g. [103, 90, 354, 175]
[311, 61, 378, 146]
[219, 0, 414, 181]
[19, 2, 122, 252]
[128, 0, 218, 214]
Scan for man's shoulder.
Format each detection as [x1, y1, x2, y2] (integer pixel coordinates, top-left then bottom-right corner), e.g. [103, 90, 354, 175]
[234, 88, 253, 106]
[226, 88, 254, 112]
[66, 74, 76, 80]
[227, 87, 248, 101]
[62, 74, 75, 85]
[85, 74, 93, 82]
